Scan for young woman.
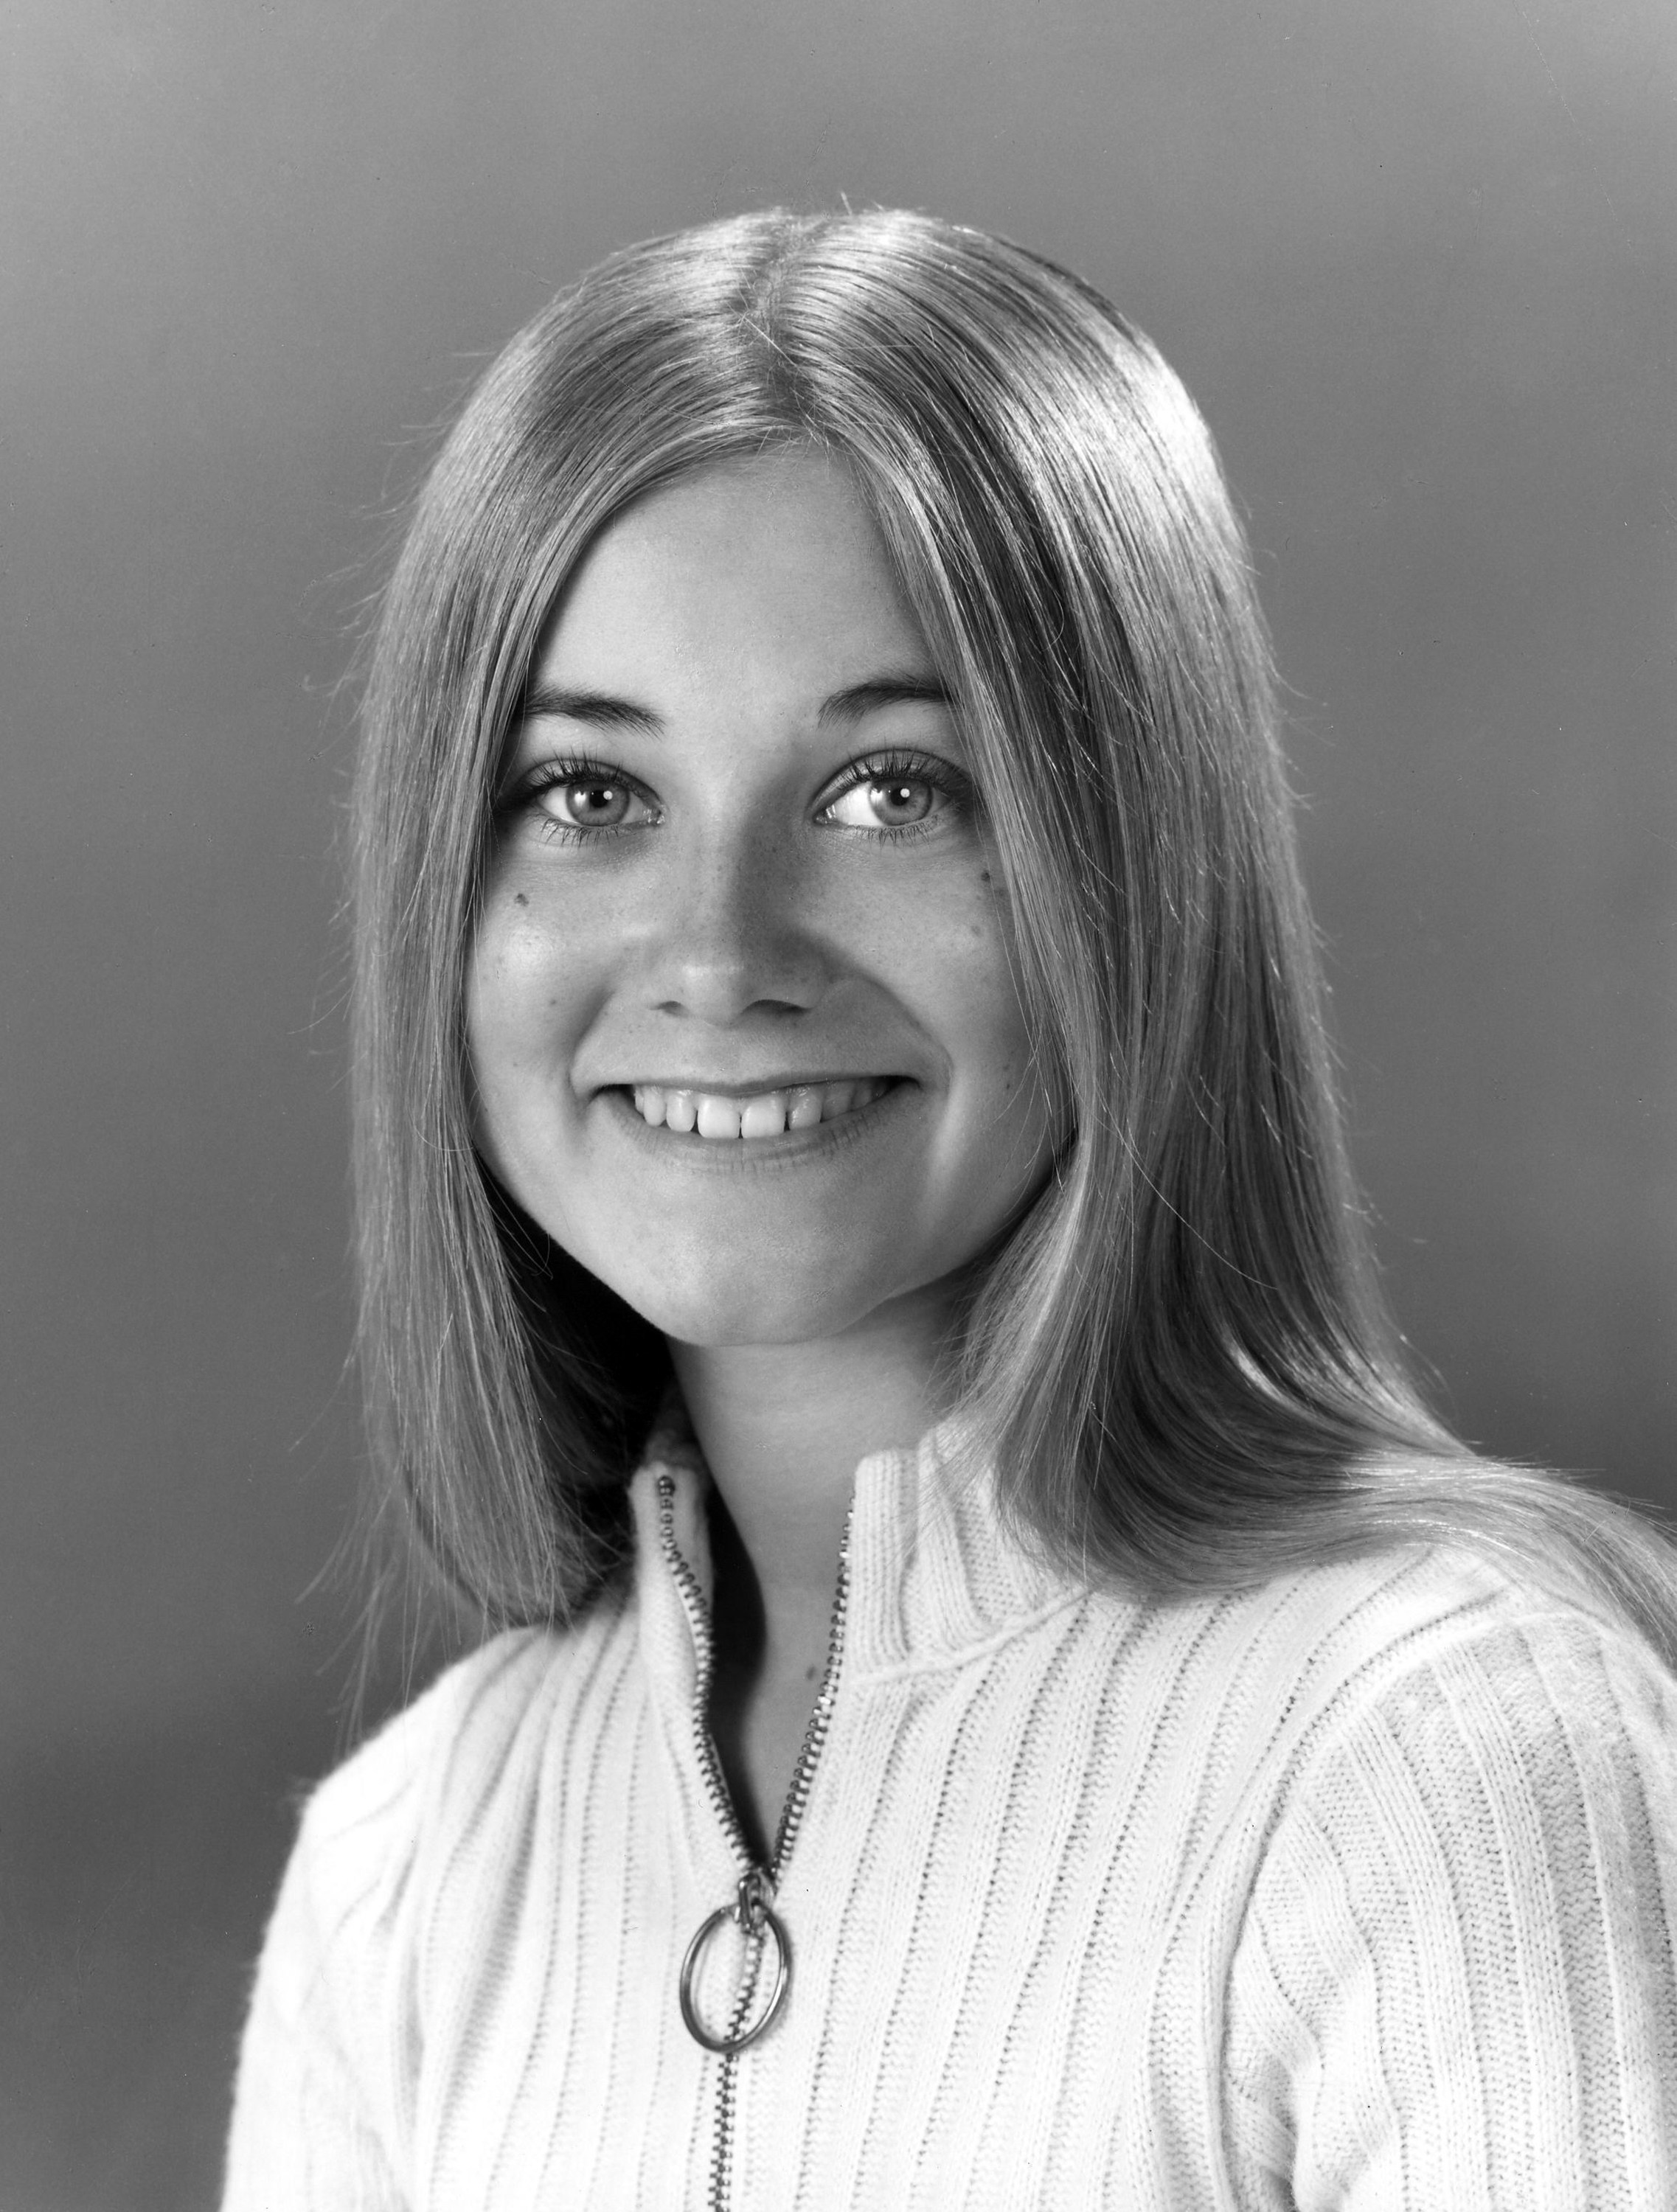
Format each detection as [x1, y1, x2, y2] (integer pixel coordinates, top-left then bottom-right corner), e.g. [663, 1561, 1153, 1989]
[223, 209, 1677, 2209]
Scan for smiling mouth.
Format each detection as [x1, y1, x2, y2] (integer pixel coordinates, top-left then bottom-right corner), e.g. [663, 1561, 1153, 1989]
[628, 1078, 898, 1141]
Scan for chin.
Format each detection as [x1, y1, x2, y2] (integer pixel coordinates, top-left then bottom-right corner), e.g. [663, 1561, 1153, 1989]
[596, 1245, 892, 1352]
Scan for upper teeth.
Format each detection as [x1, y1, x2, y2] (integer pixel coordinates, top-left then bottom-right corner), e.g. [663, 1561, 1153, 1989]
[631, 1079, 891, 1139]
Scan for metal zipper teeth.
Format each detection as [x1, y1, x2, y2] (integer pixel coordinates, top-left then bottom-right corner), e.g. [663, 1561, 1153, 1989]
[656, 1472, 754, 1871]
[767, 1517, 851, 1881]
[656, 1470, 854, 2212]
[654, 1470, 854, 1888]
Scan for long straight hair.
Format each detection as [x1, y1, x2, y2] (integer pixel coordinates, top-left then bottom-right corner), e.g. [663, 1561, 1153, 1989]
[352, 208, 1677, 1659]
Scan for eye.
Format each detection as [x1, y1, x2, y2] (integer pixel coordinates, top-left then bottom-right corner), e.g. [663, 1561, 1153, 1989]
[824, 776, 936, 830]
[510, 760, 662, 843]
[550, 776, 639, 828]
[817, 752, 967, 838]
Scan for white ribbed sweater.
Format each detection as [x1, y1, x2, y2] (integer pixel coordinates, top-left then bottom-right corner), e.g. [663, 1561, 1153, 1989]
[224, 1425, 1677, 2208]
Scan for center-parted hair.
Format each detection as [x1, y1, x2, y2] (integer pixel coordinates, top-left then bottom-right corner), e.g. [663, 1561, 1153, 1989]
[353, 208, 1677, 1652]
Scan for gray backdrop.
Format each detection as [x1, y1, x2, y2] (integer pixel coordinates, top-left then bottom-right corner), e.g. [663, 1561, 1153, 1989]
[4, 0, 1673, 2203]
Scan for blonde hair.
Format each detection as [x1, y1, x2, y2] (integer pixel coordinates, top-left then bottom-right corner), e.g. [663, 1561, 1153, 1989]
[352, 208, 1677, 1658]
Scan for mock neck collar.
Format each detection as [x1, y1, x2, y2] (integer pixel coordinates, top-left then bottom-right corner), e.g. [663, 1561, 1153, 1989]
[627, 1406, 1076, 1680]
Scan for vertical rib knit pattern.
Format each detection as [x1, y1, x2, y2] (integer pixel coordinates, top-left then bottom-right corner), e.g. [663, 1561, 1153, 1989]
[224, 1429, 1677, 2209]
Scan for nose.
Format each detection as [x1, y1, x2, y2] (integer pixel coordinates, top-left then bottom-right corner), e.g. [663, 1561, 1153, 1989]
[637, 817, 825, 1024]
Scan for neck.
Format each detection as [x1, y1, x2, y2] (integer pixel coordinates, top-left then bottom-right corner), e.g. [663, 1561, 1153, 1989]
[664, 1286, 955, 1860]
[668, 1284, 954, 1614]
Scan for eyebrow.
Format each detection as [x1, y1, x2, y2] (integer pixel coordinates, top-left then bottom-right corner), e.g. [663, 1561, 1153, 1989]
[518, 684, 663, 734]
[816, 675, 954, 725]
[516, 672, 953, 734]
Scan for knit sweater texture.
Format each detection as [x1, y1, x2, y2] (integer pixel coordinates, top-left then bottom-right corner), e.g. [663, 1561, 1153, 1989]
[223, 1423, 1677, 2209]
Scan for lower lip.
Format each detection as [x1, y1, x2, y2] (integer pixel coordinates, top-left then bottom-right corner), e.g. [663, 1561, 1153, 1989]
[595, 1079, 918, 1169]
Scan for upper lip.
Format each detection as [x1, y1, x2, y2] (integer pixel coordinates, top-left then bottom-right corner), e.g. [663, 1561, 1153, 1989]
[602, 1074, 903, 1097]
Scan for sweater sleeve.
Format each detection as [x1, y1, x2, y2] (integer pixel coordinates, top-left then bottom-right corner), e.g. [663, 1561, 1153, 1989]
[220, 1791, 411, 2211]
[1223, 1603, 1677, 2211]
[219, 1649, 499, 2212]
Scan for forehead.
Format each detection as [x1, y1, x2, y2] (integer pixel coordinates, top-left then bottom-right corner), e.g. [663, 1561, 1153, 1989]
[532, 450, 937, 695]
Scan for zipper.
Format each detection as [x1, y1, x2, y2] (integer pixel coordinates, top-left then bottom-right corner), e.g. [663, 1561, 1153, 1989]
[656, 1470, 853, 2212]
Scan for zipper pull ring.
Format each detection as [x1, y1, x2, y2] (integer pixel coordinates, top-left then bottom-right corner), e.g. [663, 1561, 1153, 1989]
[679, 1869, 791, 2053]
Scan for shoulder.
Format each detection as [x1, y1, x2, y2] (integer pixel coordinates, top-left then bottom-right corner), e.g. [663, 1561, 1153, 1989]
[1150, 1540, 1677, 1768]
[1091, 1543, 1677, 1890]
[1275, 1545, 1677, 1865]
[1218, 1551, 1677, 2199]
[1207, 1542, 1677, 1999]
[1272, 1543, 1677, 1772]
[302, 1628, 560, 1851]
[229, 1597, 639, 2173]
[284, 1592, 633, 1961]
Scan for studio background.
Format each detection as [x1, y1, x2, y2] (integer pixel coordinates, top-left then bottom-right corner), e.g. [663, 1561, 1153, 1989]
[3, 1, 1672, 2204]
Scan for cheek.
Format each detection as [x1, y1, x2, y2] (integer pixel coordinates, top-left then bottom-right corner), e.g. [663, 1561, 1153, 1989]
[464, 899, 587, 1156]
[901, 896, 1056, 1173]
[920, 877, 1033, 1081]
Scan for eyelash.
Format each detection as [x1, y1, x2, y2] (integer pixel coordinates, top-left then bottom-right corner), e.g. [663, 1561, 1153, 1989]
[502, 748, 971, 846]
[509, 755, 662, 848]
[818, 749, 970, 841]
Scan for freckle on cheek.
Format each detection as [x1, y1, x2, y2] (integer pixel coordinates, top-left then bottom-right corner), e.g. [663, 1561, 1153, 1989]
[514, 892, 529, 906]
